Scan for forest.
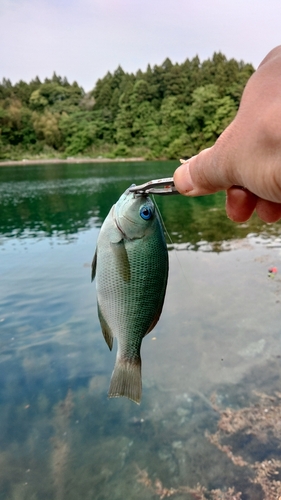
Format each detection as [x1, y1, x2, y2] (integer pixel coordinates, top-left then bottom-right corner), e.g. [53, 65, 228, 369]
[0, 53, 254, 160]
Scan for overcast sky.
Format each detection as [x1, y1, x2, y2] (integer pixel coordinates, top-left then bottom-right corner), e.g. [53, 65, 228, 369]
[1, 0, 280, 91]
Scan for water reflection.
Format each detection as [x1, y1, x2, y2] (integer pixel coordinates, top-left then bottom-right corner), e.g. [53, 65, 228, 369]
[0, 161, 280, 250]
[1, 162, 281, 499]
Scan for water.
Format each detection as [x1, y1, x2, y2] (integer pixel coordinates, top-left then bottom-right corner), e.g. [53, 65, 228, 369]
[1, 161, 281, 499]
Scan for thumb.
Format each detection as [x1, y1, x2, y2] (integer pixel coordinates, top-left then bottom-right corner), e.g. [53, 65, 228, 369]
[173, 144, 236, 196]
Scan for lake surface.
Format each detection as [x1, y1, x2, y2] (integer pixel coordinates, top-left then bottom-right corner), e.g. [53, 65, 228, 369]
[1, 161, 281, 499]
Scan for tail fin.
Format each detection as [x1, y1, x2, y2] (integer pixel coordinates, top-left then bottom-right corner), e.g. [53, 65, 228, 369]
[108, 357, 142, 404]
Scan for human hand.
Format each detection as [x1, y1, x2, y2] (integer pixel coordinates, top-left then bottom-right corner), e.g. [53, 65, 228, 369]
[174, 46, 281, 223]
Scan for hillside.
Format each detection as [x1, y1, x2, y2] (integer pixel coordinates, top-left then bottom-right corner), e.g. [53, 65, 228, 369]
[0, 53, 254, 160]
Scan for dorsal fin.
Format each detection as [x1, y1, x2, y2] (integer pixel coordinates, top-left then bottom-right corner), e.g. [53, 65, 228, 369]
[91, 249, 97, 282]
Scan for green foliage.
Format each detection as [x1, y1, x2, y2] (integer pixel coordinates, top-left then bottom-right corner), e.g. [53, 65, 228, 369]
[0, 53, 255, 160]
[30, 89, 48, 110]
[33, 110, 61, 148]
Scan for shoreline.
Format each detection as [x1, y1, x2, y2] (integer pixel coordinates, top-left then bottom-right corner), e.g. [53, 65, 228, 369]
[0, 157, 146, 167]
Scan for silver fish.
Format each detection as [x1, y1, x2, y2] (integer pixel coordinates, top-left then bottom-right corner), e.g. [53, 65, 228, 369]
[92, 186, 168, 404]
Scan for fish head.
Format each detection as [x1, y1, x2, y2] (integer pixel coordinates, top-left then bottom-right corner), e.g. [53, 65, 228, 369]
[114, 186, 156, 239]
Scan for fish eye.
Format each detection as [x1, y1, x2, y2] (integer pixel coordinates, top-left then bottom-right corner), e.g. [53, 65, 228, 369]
[140, 206, 152, 220]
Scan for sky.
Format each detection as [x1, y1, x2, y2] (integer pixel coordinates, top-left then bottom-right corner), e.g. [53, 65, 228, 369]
[0, 0, 281, 91]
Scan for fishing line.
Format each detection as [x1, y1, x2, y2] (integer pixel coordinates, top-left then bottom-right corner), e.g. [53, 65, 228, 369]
[152, 195, 188, 282]
[152, 194, 173, 246]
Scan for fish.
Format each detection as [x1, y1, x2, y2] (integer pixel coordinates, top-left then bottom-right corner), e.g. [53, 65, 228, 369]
[91, 186, 168, 404]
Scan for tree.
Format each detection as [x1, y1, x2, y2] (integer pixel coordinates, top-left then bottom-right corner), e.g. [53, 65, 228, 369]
[186, 84, 237, 151]
[33, 111, 61, 148]
[0, 53, 254, 159]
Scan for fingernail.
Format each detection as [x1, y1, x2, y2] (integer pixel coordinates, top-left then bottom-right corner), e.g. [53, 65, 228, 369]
[174, 162, 194, 194]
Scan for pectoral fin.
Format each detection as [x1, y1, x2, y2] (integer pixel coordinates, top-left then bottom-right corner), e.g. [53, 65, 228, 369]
[98, 302, 113, 351]
[111, 241, 131, 282]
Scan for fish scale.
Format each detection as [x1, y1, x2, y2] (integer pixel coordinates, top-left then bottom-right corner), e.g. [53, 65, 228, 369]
[92, 187, 168, 404]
